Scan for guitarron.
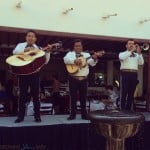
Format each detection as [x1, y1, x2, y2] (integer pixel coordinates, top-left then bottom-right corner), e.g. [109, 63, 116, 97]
[6, 42, 62, 75]
[6, 48, 46, 75]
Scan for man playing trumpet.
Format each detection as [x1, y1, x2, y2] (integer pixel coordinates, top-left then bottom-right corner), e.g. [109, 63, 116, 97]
[119, 39, 144, 110]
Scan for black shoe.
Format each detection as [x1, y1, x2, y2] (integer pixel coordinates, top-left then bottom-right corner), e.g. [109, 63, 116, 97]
[67, 115, 76, 120]
[35, 117, 41, 122]
[14, 118, 24, 123]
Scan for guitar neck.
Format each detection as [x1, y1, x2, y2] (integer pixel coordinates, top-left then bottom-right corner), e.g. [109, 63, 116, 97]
[41, 46, 50, 52]
[42, 42, 62, 52]
[79, 51, 105, 61]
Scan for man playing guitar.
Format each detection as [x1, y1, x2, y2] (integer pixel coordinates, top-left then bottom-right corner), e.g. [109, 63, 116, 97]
[13, 30, 52, 123]
[64, 39, 104, 120]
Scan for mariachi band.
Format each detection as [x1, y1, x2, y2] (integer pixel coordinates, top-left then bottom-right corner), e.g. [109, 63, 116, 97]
[5, 30, 146, 123]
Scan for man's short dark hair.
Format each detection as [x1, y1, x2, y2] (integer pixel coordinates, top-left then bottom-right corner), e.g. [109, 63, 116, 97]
[74, 39, 82, 44]
[26, 29, 37, 37]
[126, 39, 135, 44]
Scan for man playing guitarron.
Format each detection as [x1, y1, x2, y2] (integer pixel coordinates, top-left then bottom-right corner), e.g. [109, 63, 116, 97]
[13, 30, 53, 123]
[64, 39, 104, 120]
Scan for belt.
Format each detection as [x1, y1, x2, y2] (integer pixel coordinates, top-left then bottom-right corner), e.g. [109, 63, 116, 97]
[121, 69, 137, 73]
[71, 76, 87, 80]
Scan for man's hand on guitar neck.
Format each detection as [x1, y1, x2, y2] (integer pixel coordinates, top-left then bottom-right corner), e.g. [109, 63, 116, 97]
[92, 51, 105, 61]
[42, 44, 52, 53]
[43, 42, 62, 53]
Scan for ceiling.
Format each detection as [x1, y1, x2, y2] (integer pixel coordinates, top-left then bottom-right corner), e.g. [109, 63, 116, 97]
[0, 29, 148, 60]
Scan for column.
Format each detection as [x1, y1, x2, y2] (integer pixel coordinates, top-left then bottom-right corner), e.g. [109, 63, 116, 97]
[107, 61, 113, 85]
[137, 65, 143, 96]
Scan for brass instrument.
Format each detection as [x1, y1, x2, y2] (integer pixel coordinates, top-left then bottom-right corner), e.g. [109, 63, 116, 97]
[136, 43, 149, 51]
[141, 43, 149, 51]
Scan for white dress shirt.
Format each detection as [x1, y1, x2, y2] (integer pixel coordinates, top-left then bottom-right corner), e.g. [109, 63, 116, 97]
[13, 42, 50, 64]
[119, 50, 144, 70]
[64, 51, 98, 76]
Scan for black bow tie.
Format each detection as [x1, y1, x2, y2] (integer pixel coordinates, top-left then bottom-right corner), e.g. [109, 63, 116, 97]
[130, 53, 136, 57]
[76, 53, 83, 58]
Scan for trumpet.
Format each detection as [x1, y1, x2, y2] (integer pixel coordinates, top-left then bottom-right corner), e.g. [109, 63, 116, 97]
[135, 43, 149, 51]
[141, 43, 149, 51]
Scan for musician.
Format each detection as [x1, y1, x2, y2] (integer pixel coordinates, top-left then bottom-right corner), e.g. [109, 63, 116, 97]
[64, 39, 104, 120]
[13, 30, 52, 123]
[119, 39, 144, 110]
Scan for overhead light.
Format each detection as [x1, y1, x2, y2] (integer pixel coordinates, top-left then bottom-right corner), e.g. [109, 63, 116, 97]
[139, 19, 150, 24]
[102, 13, 117, 19]
[62, 8, 73, 15]
[16, 0, 22, 8]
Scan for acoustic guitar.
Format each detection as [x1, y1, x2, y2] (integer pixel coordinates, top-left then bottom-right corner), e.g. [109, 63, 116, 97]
[6, 43, 61, 75]
[66, 51, 105, 74]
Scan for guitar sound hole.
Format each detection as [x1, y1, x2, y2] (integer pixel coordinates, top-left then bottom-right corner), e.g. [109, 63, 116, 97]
[29, 52, 36, 56]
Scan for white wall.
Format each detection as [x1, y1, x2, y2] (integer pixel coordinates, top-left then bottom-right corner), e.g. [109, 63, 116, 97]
[0, 0, 150, 39]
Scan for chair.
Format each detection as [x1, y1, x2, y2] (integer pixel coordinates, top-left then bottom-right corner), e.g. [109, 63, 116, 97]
[26, 101, 54, 115]
[76, 100, 90, 113]
[40, 92, 54, 115]
[134, 96, 147, 112]
[0, 91, 10, 116]
[0, 100, 9, 116]
[40, 102, 54, 115]
[0, 104, 5, 113]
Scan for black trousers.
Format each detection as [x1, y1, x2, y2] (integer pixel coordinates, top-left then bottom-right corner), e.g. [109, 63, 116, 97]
[120, 71, 138, 110]
[52, 92, 60, 106]
[68, 76, 87, 116]
[18, 72, 40, 119]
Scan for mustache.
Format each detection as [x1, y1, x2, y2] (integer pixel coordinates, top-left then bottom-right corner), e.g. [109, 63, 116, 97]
[129, 45, 134, 48]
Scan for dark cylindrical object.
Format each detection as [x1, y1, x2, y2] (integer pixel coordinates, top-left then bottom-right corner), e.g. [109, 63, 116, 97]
[88, 110, 145, 150]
